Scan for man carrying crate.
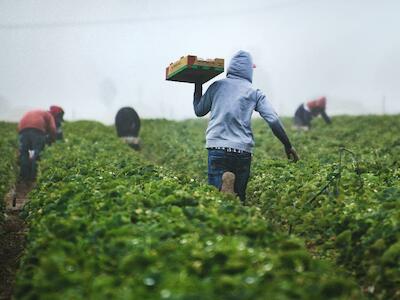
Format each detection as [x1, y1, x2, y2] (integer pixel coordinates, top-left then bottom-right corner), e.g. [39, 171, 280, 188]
[193, 50, 299, 204]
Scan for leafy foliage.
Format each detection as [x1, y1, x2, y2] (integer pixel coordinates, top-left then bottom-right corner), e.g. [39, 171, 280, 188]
[0, 122, 18, 226]
[14, 121, 360, 299]
[140, 115, 400, 299]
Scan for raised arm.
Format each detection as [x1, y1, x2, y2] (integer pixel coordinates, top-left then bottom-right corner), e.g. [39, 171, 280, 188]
[255, 91, 299, 161]
[193, 82, 212, 117]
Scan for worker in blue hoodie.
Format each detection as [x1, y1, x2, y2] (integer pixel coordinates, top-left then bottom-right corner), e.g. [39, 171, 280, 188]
[193, 50, 299, 204]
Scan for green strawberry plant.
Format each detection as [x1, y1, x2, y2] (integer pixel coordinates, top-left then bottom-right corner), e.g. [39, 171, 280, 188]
[139, 115, 400, 299]
[15, 121, 361, 299]
[0, 122, 18, 226]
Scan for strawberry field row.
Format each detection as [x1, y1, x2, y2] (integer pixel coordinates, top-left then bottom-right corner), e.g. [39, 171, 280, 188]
[14, 121, 360, 299]
[139, 116, 400, 299]
[0, 122, 18, 226]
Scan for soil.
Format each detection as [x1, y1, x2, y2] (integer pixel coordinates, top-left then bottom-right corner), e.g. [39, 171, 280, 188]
[0, 182, 32, 300]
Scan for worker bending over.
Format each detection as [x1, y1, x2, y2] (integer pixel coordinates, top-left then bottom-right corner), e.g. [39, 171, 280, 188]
[18, 108, 58, 182]
[115, 107, 141, 150]
[293, 97, 331, 130]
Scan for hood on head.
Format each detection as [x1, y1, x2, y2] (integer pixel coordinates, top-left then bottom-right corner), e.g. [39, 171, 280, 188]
[227, 50, 253, 83]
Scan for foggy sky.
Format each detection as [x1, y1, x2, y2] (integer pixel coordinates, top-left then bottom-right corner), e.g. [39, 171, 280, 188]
[0, 0, 399, 123]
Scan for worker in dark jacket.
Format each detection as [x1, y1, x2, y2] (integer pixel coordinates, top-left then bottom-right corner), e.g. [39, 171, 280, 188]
[293, 97, 331, 130]
[49, 105, 65, 140]
[18, 109, 56, 181]
[115, 107, 141, 150]
[193, 50, 299, 204]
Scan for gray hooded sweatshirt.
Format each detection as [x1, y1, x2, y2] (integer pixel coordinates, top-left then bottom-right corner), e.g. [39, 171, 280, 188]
[193, 50, 291, 153]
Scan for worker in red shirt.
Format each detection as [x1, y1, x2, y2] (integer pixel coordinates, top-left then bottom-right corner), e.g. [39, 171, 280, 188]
[18, 108, 57, 181]
[49, 105, 65, 141]
[293, 97, 331, 130]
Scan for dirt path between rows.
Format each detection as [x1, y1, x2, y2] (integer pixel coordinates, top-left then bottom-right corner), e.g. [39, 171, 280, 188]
[0, 182, 32, 300]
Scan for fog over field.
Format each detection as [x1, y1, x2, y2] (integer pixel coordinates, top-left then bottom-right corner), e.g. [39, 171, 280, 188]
[0, 0, 399, 123]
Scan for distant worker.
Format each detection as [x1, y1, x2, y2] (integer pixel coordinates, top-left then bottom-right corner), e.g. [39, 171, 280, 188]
[115, 107, 141, 150]
[18, 108, 57, 182]
[49, 105, 65, 140]
[293, 97, 331, 130]
[193, 50, 299, 204]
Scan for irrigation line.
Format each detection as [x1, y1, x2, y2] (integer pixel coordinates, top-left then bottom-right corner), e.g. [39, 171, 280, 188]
[307, 147, 362, 205]
[288, 147, 363, 234]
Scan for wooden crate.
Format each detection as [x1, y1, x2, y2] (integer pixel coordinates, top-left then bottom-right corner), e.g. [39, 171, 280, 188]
[166, 55, 224, 84]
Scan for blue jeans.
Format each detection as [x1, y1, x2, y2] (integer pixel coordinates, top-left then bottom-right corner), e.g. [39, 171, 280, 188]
[19, 128, 46, 181]
[208, 149, 252, 203]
